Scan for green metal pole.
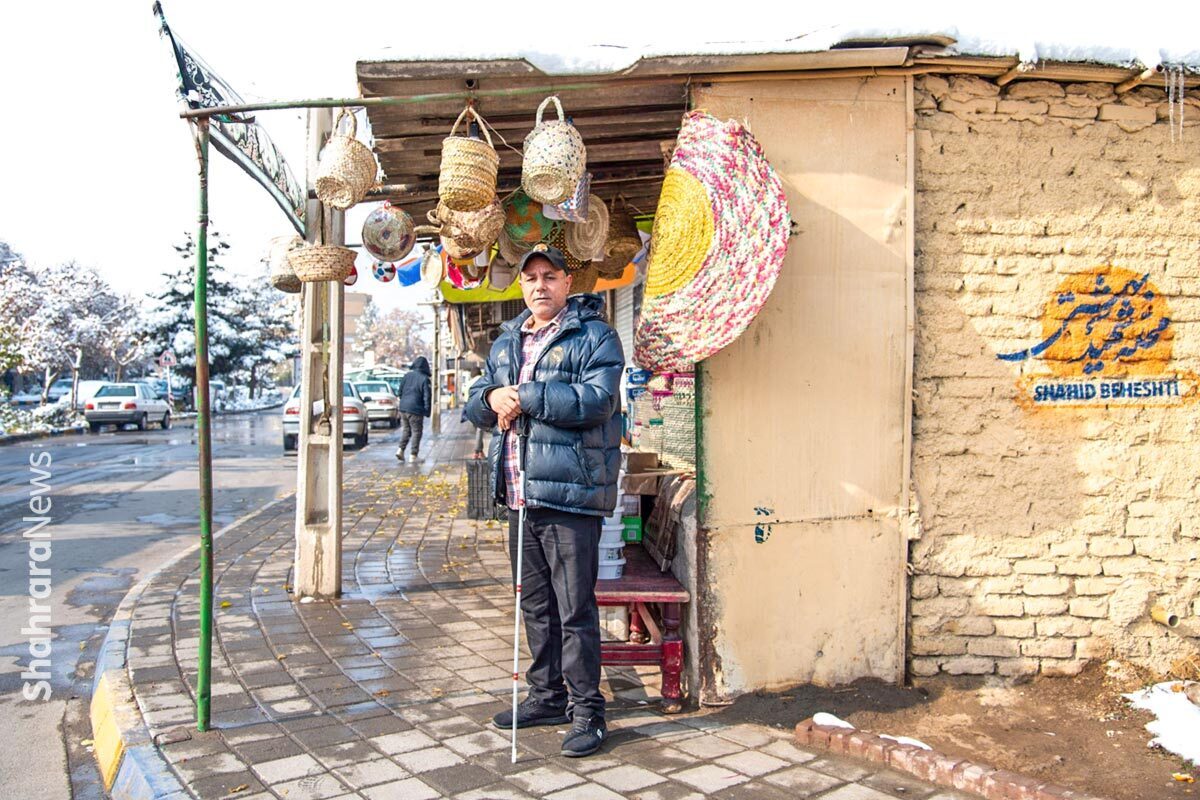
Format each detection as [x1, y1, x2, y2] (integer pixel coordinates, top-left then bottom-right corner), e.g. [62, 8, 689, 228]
[192, 117, 214, 732]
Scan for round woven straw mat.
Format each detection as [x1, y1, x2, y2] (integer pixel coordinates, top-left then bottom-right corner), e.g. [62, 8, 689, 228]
[635, 111, 790, 373]
[417, 247, 444, 291]
[564, 194, 609, 261]
[645, 169, 713, 297]
[503, 190, 559, 246]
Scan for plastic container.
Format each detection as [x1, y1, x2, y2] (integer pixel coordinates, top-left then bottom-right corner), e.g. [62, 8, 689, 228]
[622, 515, 643, 543]
[600, 542, 625, 562]
[600, 526, 624, 547]
[621, 494, 640, 516]
[598, 557, 626, 580]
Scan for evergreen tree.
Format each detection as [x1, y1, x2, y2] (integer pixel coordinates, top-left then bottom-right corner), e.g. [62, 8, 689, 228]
[143, 232, 244, 383]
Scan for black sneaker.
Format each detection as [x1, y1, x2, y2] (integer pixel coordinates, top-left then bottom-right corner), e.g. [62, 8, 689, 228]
[560, 715, 606, 758]
[492, 697, 570, 730]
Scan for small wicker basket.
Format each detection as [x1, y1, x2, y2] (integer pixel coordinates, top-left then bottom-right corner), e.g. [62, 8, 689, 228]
[605, 198, 643, 265]
[314, 110, 378, 210]
[522, 96, 586, 205]
[267, 235, 305, 294]
[288, 244, 357, 283]
[439, 107, 500, 212]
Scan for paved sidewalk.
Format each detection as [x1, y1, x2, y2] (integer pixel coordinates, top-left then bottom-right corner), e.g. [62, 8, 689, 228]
[112, 417, 962, 800]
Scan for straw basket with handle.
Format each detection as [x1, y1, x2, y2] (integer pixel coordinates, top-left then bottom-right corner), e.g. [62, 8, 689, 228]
[429, 198, 504, 261]
[314, 110, 378, 210]
[267, 235, 305, 294]
[522, 96, 586, 205]
[439, 107, 500, 212]
[288, 244, 357, 283]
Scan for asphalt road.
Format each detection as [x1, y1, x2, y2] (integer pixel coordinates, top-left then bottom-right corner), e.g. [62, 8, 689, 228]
[0, 409, 391, 799]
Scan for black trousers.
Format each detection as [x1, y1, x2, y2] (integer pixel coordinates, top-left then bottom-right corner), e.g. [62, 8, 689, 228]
[508, 507, 604, 721]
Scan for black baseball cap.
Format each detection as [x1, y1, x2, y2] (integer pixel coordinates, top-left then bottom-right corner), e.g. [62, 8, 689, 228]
[517, 243, 568, 273]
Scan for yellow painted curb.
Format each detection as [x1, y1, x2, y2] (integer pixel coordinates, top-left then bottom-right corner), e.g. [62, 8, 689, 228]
[89, 671, 125, 790]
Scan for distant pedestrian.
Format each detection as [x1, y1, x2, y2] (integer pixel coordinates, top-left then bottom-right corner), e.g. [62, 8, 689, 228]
[395, 356, 431, 463]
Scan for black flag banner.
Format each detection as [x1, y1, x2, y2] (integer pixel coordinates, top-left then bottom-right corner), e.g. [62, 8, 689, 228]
[154, 2, 306, 234]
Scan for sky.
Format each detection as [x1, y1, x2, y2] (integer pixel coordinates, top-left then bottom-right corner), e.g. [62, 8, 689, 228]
[1, 1, 1197, 315]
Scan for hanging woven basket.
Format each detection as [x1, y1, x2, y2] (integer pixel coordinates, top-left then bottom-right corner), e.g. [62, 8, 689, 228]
[429, 198, 504, 261]
[267, 235, 305, 293]
[288, 244, 357, 283]
[439, 107, 500, 212]
[564, 194, 609, 261]
[569, 265, 599, 294]
[314, 110, 378, 210]
[605, 198, 643, 265]
[522, 96, 587, 205]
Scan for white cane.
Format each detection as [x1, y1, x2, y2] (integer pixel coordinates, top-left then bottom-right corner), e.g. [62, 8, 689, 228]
[510, 419, 528, 763]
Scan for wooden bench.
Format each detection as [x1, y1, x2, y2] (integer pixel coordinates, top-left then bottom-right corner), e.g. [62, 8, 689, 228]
[595, 544, 689, 713]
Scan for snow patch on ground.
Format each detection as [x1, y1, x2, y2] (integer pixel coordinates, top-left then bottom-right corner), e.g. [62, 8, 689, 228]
[812, 711, 933, 750]
[1124, 682, 1200, 765]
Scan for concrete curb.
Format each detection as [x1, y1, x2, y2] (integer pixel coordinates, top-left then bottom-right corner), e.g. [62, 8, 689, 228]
[795, 718, 1108, 800]
[89, 494, 291, 799]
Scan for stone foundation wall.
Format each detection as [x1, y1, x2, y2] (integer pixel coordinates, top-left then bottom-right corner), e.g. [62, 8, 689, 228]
[910, 74, 1200, 678]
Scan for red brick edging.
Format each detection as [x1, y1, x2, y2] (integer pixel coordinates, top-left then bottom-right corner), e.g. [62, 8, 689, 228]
[795, 718, 1107, 800]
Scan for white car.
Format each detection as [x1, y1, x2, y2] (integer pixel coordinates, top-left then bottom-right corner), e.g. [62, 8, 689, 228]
[353, 381, 401, 428]
[84, 383, 172, 432]
[282, 381, 368, 453]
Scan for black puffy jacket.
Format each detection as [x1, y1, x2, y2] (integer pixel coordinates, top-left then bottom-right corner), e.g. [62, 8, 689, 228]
[398, 356, 432, 417]
[465, 294, 623, 516]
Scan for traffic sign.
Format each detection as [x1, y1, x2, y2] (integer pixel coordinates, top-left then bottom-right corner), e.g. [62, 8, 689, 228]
[160, 350, 177, 368]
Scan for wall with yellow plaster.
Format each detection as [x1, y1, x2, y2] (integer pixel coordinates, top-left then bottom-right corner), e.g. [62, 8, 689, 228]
[910, 75, 1200, 677]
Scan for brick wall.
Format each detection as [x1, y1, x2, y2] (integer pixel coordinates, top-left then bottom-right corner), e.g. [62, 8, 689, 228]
[910, 74, 1200, 678]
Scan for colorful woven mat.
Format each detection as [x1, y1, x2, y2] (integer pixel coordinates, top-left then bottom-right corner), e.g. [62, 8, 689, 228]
[635, 111, 790, 372]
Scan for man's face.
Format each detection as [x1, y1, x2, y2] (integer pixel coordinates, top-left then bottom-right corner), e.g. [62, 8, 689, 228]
[520, 256, 572, 320]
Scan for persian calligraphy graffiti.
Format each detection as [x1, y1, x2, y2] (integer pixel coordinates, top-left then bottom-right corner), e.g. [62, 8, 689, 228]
[997, 266, 1197, 408]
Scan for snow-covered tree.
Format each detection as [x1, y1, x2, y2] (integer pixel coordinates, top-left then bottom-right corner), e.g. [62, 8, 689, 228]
[101, 296, 151, 381]
[143, 232, 245, 383]
[228, 278, 297, 398]
[357, 307, 430, 367]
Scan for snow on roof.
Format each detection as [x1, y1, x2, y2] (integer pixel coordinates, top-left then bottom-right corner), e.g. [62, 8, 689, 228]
[356, 10, 1200, 76]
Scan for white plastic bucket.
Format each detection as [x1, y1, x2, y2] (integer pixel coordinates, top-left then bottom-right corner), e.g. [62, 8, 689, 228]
[600, 543, 625, 562]
[600, 531, 624, 546]
[598, 557, 626, 580]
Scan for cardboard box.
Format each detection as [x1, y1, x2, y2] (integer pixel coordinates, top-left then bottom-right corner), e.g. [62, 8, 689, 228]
[624, 451, 660, 474]
[622, 471, 666, 496]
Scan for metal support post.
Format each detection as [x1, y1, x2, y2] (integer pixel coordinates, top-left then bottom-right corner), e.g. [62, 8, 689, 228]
[431, 303, 442, 435]
[191, 117, 214, 731]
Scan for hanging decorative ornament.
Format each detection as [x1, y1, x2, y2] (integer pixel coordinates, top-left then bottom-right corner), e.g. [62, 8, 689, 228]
[634, 111, 790, 372]
[361, 202, 417, 262]
[372, 261, 397, 282]
[445, 251, 488, 290]
[343, 264, 359, 286]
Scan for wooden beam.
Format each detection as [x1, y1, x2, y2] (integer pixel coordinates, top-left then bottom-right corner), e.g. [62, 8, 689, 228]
[1116, 66, 1163, 94]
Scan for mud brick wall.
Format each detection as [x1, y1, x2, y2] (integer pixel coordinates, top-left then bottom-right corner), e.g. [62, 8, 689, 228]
[909, 74, 1200, 678]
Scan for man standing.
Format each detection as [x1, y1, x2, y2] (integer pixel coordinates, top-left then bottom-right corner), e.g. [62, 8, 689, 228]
[466, 244, 622, 758]
[395, 355, 431, 463]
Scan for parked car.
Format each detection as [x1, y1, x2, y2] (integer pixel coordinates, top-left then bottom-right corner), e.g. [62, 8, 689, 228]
[281, 381, 368, 453]
[84, 383, 172, 432]
[72, 380, 109, 411]
[47, 378, 74, 402]
[353, 381, 401, 428]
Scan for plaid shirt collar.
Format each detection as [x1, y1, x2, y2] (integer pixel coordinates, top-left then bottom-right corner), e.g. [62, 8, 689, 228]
[519, 304, 570, 337]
